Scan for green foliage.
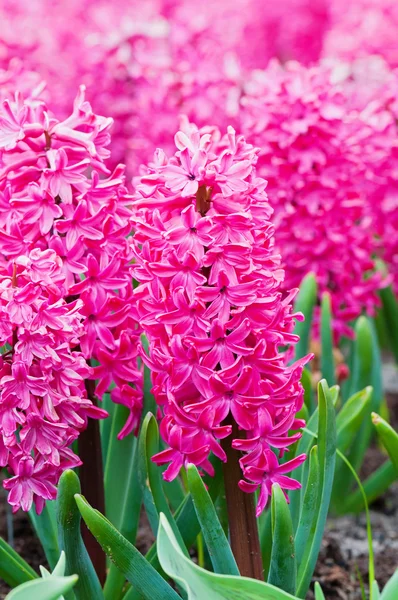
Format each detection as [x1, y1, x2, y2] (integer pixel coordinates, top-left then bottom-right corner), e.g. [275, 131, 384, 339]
[379, 282, 398, 363]
[320, 292, 335, 386]
[157, 513, 298, 600]
[372, 412, 398, 473]
[138, 412, 188, 554]
[293, 273, 317, 362]
[56, 470, 104, 600]
[187, 464, 239, 576]
[29, 501, 59, 570]
[295, 381, 336, 598]
[267, 484, 296, 595]
[75, 494, 180, 600]
[0, 537, 38, 588]
[5, 552, 77, 600]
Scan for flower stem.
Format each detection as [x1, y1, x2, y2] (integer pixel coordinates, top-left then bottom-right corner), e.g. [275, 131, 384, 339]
[78, 376, 106, 584]
[222, 420, 264, 580]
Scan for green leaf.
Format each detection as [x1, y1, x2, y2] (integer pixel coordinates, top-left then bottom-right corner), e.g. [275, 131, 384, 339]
[329, 386, 340, 407]
[141, 335, 157, 416]
[342, 318, 383, 494]
[138, 413, 188, 555]
[104, 403, 136, 529]
[289, 404, 320, 530]
[0, 537, 38, 588]
[259, 509, 272, 580]
[187, 464, 239, 575]
[349, 316, 373, 396]
[381, 570, 398, 599]
[100, 393, 114, 468]
[123, 458, 225, 600]
[162, 477, 186, 513]
[332, 386, 373, 509]
[5, 575, 78, 600]
[372, 413, 398, 473]
[336, 388, 372, 453]
[295, 446, 319, 567]
[29, 501, 60, 570]
[320, 292, 335, 386]
[290, 383, 338, 525]
[343, 461, 397, 513]
[267, 484, 296, 595]
[56, 470, 104, 600]
[300, 368, 314, 414]
[104, 440, 143, 600]
[314, 582, 326, 600]
[75, 495, 179, 600]
[379, 283, 398, 363]
[104, 352, 167, 600]
[50, 552, 66, 577]
[157, 513, 300, 600]
[372, 581, 381, 600]
[293, 273, 317, 361]
[296, 380, 336, 598]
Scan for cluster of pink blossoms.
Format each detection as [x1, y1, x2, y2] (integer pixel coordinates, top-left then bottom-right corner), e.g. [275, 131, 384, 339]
[323, 0, 398, 68]
[238, 60, 386, 340]
[0, 0, 331, 173]
[131, 121, 310, 514]
[0, 85, 142, 452]
[0, 249, 106, 513]
[333, 57, 398, 294]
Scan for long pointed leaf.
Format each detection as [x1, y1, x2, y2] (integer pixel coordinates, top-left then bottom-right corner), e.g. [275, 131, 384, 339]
[158, 513, 300, 600]
[296, 380, 336, 598]
[348, 316, 373, 397]
[320, 292, 335, 386]
[268, 484, 296, 595]
[104, 404, 136, 529]
[336, 387, 372, 453]
[372, 413, 398, 472]
[289, 408, 319, 531]
[75, 495, 179, 600]
[295, 446, 319, 566]
[343, 461, 397, 513]
[341, 318, 383, 492]
[29, 501, 59, 571]
[379, 283, 398, 363]
[104, 440, 143, 600]
[138, 413, 188, 555]
[259, 509, 272, 581]
[0, 537, 37, 588]
[372, 581, 381, 600]
[293, 273, 317, 361]
[100, 393, 114, 467]
[314, 582, 326, 600]
[123, 459, 224, 600]
[56, 470, 104, 600]
[381, 570, 398, 600]
[5, 575, 78, 600]
[187, 464, 239, 576]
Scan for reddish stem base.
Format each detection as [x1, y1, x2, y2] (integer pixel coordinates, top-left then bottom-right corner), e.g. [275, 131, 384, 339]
[222, 421, 264, 580]
[78, 380, 106, 584]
